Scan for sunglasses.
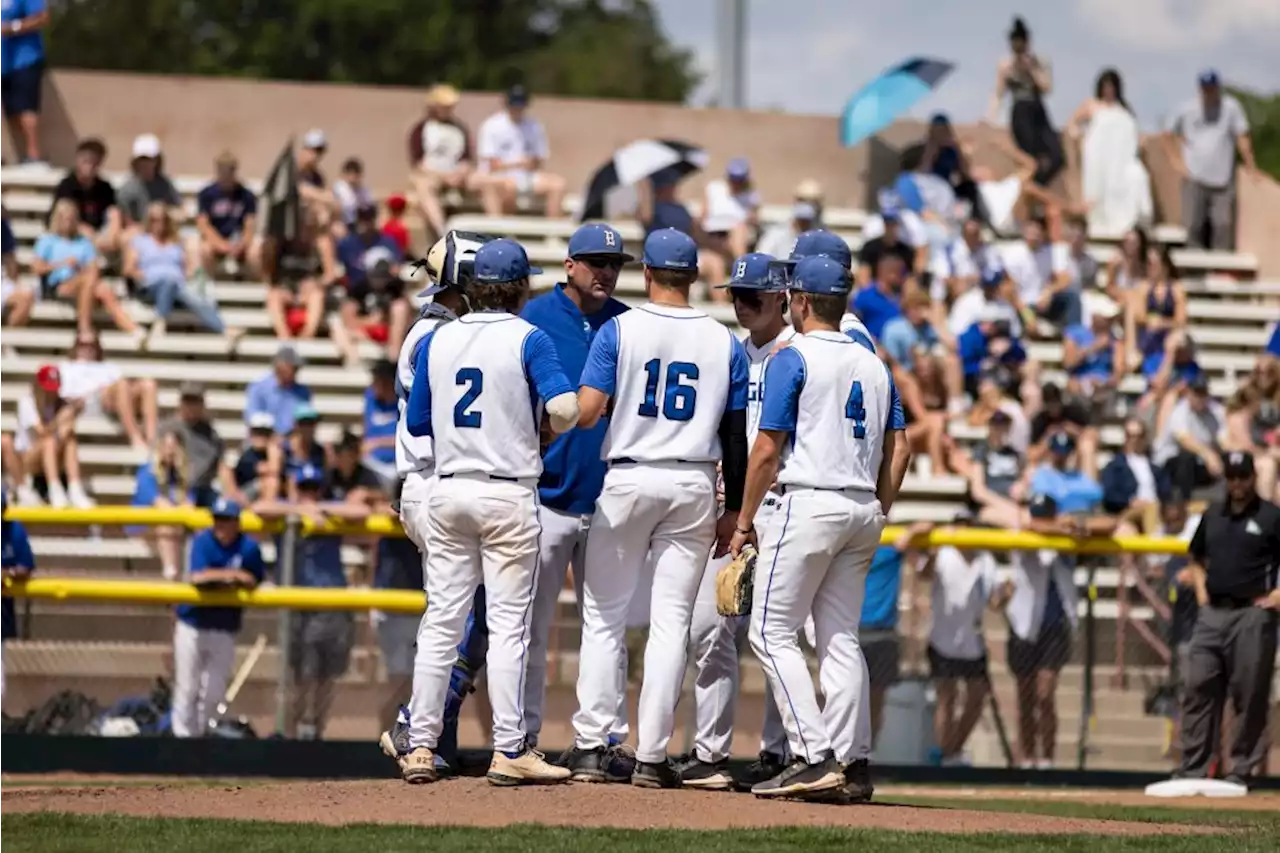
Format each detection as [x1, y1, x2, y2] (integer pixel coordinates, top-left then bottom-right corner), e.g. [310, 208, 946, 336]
[576, 256, 624, 271]
[730, 287, 763, 307]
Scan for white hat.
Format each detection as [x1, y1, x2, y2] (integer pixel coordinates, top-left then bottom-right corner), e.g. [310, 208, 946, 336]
[248, 412, 276, 431]
[131, 133, 162, 159]
[302, 128, 327, 150]
[1083, 290, 1121, 320]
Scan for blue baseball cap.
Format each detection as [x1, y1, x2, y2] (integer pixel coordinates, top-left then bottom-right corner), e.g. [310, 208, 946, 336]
[474, 238, 542, 284]
[790, 256, 851, 296]
[726, 157, 750, 180]
[881, 207, 902, 223]
[568, 223, 634, 261]
[210, 497, 243, 519]
[1048, 432, 1076, 455]
[1198, 69, 1220, 87]
[642, 228, 698, 271]
[294, 463, 325, 486]
[789, 229, 852, 270]
[981, 267, 1005, 289]
[716, 252, 778, 290]
[1028, 493, 1058, 519]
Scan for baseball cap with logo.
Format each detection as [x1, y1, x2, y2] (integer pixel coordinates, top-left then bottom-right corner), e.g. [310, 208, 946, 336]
[1028, 493, 1059, 519]
[788, 229, 852, 270]
[1048, 432, 1076, 456]
[1224, 450, 1255, 479]
[642, 228, 698, 271]
[716, 252, 778, 290]
[36, 364, 61, 393]
[474, 239, 542, 284]
[1198, 69, 1221, 87]
[790, 256, 852, 296]
[210, 497, 243, 520]
[568, 223, 634, 261]
[294, 463, 325, 486]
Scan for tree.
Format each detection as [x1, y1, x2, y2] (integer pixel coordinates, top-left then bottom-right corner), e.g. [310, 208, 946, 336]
[1230, 87, 1280, 180]
[45, 0, 700, 103]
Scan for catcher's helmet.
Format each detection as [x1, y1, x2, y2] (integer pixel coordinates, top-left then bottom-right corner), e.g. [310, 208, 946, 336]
[416, 230, 498, 297]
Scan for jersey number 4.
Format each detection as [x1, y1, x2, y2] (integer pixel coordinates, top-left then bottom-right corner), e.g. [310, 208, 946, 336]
[638, 359, 698, 422]
[454, 368, 483, 428]
[845, 380, 867, 439]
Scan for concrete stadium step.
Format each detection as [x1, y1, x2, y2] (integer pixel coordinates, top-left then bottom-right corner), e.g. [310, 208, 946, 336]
[0, 412, 354, 445]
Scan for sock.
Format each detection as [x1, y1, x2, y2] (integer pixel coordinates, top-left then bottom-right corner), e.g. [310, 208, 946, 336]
[502, 749, 524, 760]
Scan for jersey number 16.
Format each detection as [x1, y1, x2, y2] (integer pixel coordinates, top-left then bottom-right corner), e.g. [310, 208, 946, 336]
[638, 359, 698, 422]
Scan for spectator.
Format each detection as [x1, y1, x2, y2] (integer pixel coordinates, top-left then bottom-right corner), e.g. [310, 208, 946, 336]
[938, 217, 1002, 303]
[51, 137, 122, 253]
[333, 204, 411, 365]
[476, 84, 566, 218]
[637, 168, 695, 239]
[1026, 432, 1103, 515]
[372, 531, 423, 737]
[1134, 243, 1188, 380]
[117, 134, 182, 231]
[196, 152, 260, 279]
[282, 403, 329, 498]
[124, 202, 229, 344]
[856, 210, 915, 287]
[58, 331, 158, 452]
[1103, 225, 1148, 310]
[0, 0, 47, 164]
[170, 497, 264, 738]
[961, 408, 1026, 529]
[699, 158, 761, 294]
[794, 179, 825, 225]
[328, 431, 383, 506]
[13, 365, 93, 509]
[1154, 375, 1226, 500]
[245, 345, 313, 435]
[1001, 216, 1073, 332]
[756, 201, 816, 259]
[408, 83, 494, 238]
[2, 488, 35, 703]
[362, 359, 399, 488]
[1059, 216, 1099, 300]
[33, 199, 139, 339]
[131, 430, 191, 580]
[958, 311, 1029, 401]
[987, 17, 1062, 188]
[1164, 71, 1257, 251]
[948, 268, 1019, 339]
[1146, 331, 1204, 423]
[159, 381, 225, 508]
[1101, 417, 1168, 525]
[221, 411, 281, 507]
[852, 253, 906, 341]
[1065, 68, 1151, 238]
[261, 207, 337, 340]
[381, 194, 411, 256]
[296, 129, 339, 229]
[892, 147, 962, 283]
[1028, 383, 1099, 478]
[921, 113, 981, 219]
[332, 157, 375, 234]
[1224, 360, 1280, 501]
[881, 291, 961, 473]
[1061, 293, 1124, 403]
[2, 211, 33, 329]
[923, 545, 1005, 766]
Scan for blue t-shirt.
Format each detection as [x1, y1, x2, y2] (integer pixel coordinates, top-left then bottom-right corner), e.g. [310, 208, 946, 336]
[1064, 324, 1114, 380]
[1030, 464, 1104, 515]
[1, 0, 46, 75]
[245, 374, 313, 434]
[363, 388, 398, 466]
[861, 545, 902, 631]
[2, 518, 34, 640]
[336, 232, 402, 285]
[520, 286, 629, 514]
[646, 201, 695, 237]
[958, 323, 1028, 377]
[132, 463, 185, 507]
[1268, 324, 1280, 358]
[176, 530, 266, 633]
[879, 316, 938, 369]
[851, 285, 902, 341]
[34, 232, 96, 287]
[197, 181, 258, 239]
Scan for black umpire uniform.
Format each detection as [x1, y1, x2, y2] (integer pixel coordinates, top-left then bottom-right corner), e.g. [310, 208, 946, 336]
[1178, 451, 1280, 782]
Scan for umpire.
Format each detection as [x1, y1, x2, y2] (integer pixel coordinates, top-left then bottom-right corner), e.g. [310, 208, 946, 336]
[1178, 451, 1280, 785]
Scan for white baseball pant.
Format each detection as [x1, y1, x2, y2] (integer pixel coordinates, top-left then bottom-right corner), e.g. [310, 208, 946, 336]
[688, 496, 784, 763]
[171, 620, 237, 738]
[408, 474, 541, 754]
[398, 468, 435, 553]
[748, 488, 884, 765]
[573, 462, 717, 764]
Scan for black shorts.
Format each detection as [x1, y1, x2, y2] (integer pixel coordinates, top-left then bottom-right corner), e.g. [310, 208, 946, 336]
[289, 611, 354, 681]
[1007, 621, 1072, 679]
[2, 61, 44, 117]
[928, 645, 989, 681]
[861, 630, 901, 689]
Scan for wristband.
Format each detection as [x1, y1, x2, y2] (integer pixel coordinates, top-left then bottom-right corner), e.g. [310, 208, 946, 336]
[735, 524, 754, 535]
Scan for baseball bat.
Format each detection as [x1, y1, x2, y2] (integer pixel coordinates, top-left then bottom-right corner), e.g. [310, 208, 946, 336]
[209, 633, 268, 729]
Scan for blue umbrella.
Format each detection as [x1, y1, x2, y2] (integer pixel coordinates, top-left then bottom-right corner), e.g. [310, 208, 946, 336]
[840, 57, 955, 148]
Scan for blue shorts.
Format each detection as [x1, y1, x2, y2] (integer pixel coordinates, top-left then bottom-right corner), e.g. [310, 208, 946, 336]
[2, 62, 44, 117]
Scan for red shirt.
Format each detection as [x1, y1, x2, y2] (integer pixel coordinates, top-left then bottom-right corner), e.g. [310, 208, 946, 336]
[381, 220, 409, 254]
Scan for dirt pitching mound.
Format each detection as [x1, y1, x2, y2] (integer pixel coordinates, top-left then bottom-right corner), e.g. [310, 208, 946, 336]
[1, 778, 1217, 836]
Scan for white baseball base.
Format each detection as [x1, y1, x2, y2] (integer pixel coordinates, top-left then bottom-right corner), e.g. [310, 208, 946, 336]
[1143, 778, 1249, 798]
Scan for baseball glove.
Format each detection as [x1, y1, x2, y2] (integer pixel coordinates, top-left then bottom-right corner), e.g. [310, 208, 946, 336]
[715, 546, 757, 617]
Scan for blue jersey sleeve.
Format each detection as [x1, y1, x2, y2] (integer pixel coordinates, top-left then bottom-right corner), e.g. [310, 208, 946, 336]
[845, 326, 877, 353]
[406, 331, 435, 437]
[522, 328, 575, 402]
[11, 522, 34, 570]
[727, 335, 749, 412]
[885, 362, 906, 431]
[579, 316, 620, 395]
[757, 346, 806, 433]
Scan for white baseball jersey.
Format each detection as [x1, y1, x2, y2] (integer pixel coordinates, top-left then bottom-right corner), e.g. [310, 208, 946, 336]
[839, 311, 877, 353]
[743, 326, 796, 445]
[407, 312, 572, 480]
[581, 304, 748, 463]
[758, 330, 904, 491]
[395, 304, 456, 477]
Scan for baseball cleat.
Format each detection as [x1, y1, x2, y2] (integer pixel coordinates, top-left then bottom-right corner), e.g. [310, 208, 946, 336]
[401, 747, 440, 784]
[733, 751, 787, 792]
[840, 758, 875, 803]
[751, 756, 843, 798]
[561, 745, 630, 783]
[486, 748, 572, 786]
[631, 758, 682, 789]
[604, 742, 638, 782]
[677, 756, 733, 790]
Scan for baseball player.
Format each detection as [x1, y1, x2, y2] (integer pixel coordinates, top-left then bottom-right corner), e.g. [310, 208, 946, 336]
[782, 228, 877, 352]
[730, 255, 906, 799]
[566, 228, 750, 788]
[403, 238, 578, 787]
[171, 497, 265, 738]
[682, 251, 794, 789]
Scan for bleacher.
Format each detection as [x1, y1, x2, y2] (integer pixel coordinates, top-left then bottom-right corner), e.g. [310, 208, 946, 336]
[3, 164, 1278, 764]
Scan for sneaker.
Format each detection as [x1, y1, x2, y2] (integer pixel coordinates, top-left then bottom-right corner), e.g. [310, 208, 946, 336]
[67, 480, 95, 509]
[678, 756, 733, 790]
[734, 751, 787, 792]
[631, 758, 682, 789]
[487, 748, 572, 787]
[562, 746, 611, 783]
[15, 483, 41, 506]
[402, 747, 439, 784]
[751, 755, 843, 798]
[47, 481, 69, 509]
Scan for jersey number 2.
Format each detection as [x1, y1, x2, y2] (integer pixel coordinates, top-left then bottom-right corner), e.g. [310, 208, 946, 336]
[638, 359, 698, 422]
[454, 368, 483, 428]
[845, 380, 867, 439]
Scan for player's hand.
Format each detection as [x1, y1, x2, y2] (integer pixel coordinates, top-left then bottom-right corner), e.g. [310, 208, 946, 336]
[715, 511, 741, 557]
[1254, 589, 1280, 611]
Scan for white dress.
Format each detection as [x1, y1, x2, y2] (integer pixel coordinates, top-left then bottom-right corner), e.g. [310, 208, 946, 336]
[1081, 103, 1152, 237]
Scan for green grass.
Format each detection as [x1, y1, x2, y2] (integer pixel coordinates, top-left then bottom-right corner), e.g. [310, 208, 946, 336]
[3, 814, 1274, 853]
[883, 795, 1280, 830]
